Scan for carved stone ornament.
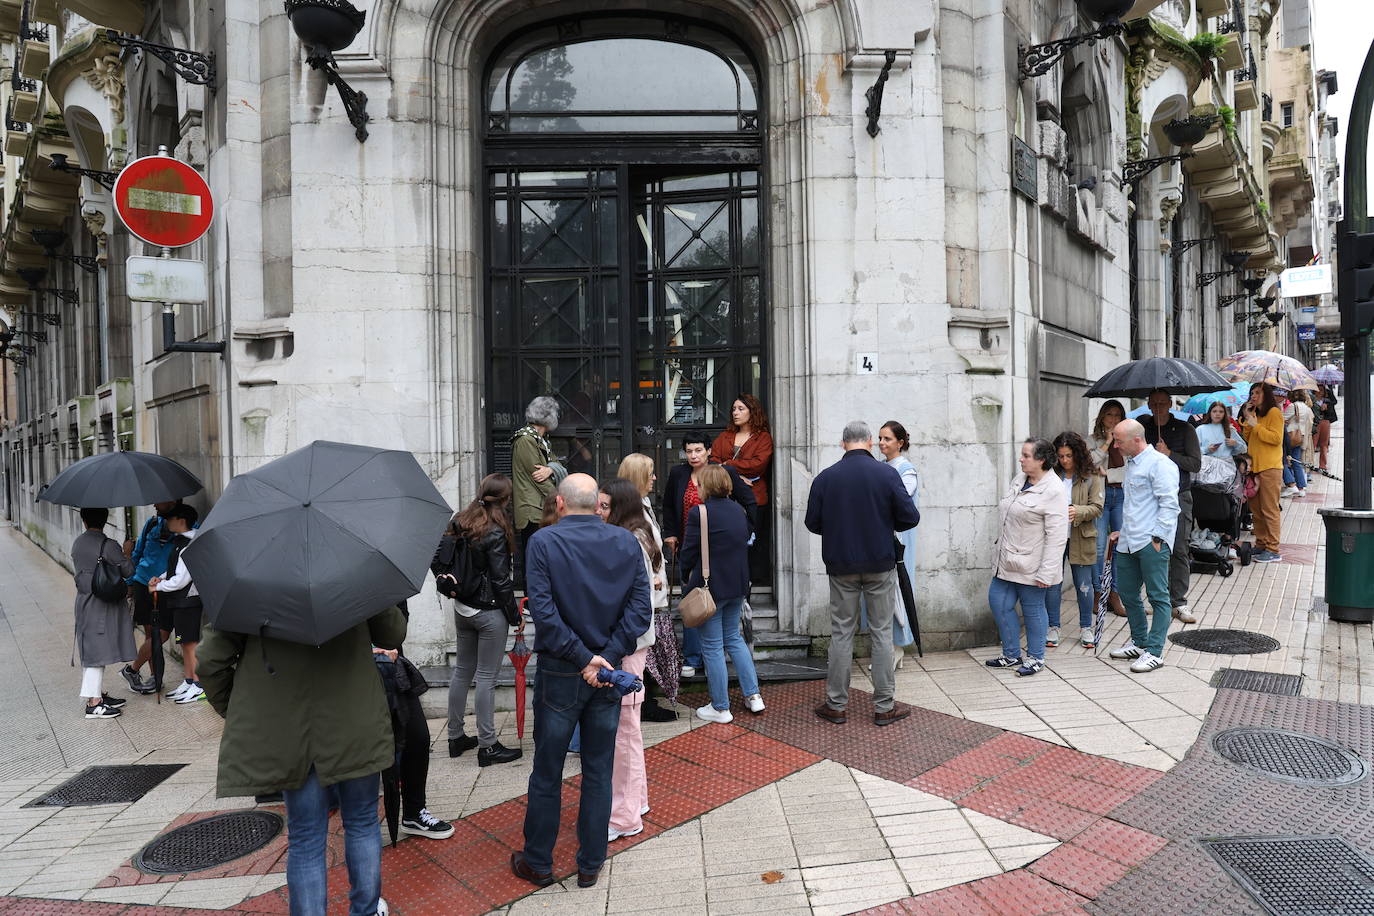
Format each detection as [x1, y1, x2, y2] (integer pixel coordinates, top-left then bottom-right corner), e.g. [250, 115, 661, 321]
[83, 53, 126, 125]
[1157, 192, 1182, 243]
[81, 206, 108, 253]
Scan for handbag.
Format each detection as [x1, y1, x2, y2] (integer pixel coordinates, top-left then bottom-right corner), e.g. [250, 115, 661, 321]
[91, 538, 129, 603]
[677, 504, 717, 629]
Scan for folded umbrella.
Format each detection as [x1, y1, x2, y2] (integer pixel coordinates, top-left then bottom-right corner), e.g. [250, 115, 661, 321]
[509, 605, 532, 740]
[1084, 357, 1232, 399]
[182, 441, 452, 645]
[1216, 350, 1319, 392]
[1091, 542, 1116, 654]
[39, 450, 202, 508]
[597, 668, 644, 697]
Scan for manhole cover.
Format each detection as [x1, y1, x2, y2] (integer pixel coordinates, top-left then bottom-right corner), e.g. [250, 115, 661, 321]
[134, 811, 284, 875]
[25, 764, 186, 808]
[1168, 628, 1281, 654]
[1212, 728, 1368, 787]
[1210, 669, 1304, 696]
[1202, 835, 1374, 915]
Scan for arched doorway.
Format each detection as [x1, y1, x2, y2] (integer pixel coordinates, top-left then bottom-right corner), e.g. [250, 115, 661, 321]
[481, 15, 767, 521]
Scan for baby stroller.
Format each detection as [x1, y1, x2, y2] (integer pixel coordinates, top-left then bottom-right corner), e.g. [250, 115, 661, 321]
[1189, 455, 1250, 576]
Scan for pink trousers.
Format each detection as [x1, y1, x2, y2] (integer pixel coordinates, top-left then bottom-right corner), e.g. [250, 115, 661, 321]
[609, 647, 649, 834]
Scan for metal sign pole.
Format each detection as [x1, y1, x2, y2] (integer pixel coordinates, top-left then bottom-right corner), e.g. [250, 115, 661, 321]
[1340, 39, 1373, 508]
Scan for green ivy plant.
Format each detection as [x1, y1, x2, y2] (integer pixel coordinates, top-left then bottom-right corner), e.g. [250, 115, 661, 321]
[1218, 105, 1237, 141]
[1257, 200, 1270, 216]
[1188, 32, 1227, 59]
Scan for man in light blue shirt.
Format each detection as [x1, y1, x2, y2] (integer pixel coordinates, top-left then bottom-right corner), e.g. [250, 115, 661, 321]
[1106, 419, 1180, 673]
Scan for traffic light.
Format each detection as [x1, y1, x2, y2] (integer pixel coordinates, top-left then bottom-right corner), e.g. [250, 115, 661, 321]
[1338, 224, 1374, 336]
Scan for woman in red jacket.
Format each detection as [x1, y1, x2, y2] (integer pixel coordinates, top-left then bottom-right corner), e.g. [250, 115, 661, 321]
[711, 394, 775, 586]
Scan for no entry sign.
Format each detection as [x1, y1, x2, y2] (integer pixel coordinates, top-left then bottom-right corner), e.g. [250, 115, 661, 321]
[113, 155, 214, 248]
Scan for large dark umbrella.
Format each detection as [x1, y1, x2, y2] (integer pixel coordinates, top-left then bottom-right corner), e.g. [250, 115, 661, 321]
[38, 450, 202, 507]
[1083, 357, 1232, 399]
[182, 441, 451, 645]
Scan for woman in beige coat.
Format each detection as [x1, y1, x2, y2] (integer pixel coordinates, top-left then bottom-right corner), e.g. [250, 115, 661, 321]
[985, 438, 1070, 677]
[1047, 432, 1104, 648]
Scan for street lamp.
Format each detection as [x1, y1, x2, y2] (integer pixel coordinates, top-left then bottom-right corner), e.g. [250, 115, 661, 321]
[1018, 0, 1133, 80]
[285, 0, 370, 142]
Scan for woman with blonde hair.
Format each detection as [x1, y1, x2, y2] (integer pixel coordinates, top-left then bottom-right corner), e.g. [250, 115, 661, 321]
[617, 452, 679, 722]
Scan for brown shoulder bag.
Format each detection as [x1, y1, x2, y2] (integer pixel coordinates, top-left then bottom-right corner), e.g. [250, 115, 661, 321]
[677, 504, 717, 628]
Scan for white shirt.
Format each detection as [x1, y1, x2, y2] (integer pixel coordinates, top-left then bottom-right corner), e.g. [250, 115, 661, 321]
[153, 529, 198, 597]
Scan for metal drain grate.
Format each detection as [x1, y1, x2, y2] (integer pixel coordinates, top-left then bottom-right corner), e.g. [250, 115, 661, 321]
[1168, 628, 1281, 655]
[135, 810, 284, 875]
[25, 764, 186, 808]
[1203, 835, 1374, 915]
[1210, 669, 1304, 696]
[1212, 728, 1368, 787]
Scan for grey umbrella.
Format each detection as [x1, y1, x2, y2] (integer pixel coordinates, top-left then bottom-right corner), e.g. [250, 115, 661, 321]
[1083, 357, 1233, 399]
[181, 441, 452, 646]
[38, 451, 202, 507]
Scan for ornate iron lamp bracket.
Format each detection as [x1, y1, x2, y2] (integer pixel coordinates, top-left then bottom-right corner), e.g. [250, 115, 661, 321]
[1171, 237, 1216, 258]
[29, 312, 62, 326]
[1218, 293, 1248, 307]
[1018, 20, 1123, 81]
[49, 154, 117, 190]
[105, 31, 216, 86]
[1197, 269, 1235, 289]
[864, 51, 898, 138]
[15, 329, 48, 342]
[1123, 152, 1193, 187]
[48, 253, 100, 274]
[37, 288, 79, 305]
[314, 60, 370, 142]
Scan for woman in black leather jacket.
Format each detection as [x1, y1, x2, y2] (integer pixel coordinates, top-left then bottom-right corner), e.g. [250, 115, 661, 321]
[436, 473, 522, 766]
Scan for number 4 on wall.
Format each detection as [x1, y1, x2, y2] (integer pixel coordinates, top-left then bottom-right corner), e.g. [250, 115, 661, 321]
[856, 352, 877, 374]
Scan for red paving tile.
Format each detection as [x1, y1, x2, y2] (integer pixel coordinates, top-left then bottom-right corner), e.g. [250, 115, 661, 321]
[900, 883, 1001, 915]
[1071, 818, 1169, 866]
[1027, 843, 1133, 898]
[1007, 799, 1102, 841]
[907, 765, 984, 798]
[966, 870, 1091, 914]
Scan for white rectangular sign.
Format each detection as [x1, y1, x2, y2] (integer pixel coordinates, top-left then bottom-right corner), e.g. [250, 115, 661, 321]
[125, 256, 207, 304]
[1279, 264, 1333, 298]
[856, 352, 877, 374]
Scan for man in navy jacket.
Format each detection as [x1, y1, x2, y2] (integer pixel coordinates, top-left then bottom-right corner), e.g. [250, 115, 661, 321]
[513, 474, 652, 891]
[805, 421, 920, 727]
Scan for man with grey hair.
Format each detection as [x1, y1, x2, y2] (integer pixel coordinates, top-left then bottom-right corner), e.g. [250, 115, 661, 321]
[512, 473, 652, 890]
[805, 421, 921, 726]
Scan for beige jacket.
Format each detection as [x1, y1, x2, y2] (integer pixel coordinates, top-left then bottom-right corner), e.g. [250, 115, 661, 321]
[994, 473, 1070, 586]
[1064, 474, 1105, 566]
[1283, 401, 1315, 465]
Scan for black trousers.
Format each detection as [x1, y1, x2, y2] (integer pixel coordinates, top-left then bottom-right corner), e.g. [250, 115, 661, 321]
[399, 690, 431, 820]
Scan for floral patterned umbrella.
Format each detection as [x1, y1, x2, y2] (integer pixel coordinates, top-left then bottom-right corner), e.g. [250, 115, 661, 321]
[1312, 364, 1344, 384]
[1216, 350, 1319, 392]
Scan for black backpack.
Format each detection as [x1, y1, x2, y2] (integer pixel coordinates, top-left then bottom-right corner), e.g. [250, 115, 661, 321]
[91, 539, 129, 603]
[431, 534, 488, 605]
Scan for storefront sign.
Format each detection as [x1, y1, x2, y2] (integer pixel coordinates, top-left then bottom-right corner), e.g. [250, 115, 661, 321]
[1279, 264, 1333, 297]
[1297, 325, 1317, 341]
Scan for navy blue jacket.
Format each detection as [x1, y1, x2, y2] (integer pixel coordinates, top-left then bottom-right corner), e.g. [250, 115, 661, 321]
[525, 514, 653, 668]
[804, 449, 921, 575]
[661, 462, 757, 542]
[679, 498, 751, 601]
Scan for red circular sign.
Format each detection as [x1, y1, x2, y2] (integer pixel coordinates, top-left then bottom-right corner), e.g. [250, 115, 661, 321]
[113, 155, 214, 248]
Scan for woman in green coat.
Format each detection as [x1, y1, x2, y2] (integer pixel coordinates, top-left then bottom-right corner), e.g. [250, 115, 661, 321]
[511, 396, 564, 560]
[199, 605, 406, 916]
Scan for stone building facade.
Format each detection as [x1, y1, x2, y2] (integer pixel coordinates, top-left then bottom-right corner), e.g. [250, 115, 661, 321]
[0, 0, 1330, 666]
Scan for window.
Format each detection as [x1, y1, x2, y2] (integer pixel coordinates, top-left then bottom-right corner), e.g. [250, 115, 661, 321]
[486, 18, 759, 134]
[1281, 102, 1294, 128]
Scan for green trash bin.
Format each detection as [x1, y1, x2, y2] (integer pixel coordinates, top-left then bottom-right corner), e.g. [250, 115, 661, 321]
[1318, 508, 1374, 623]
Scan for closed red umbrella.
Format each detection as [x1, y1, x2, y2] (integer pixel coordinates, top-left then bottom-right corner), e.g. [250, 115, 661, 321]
[509, 599, 532, 739]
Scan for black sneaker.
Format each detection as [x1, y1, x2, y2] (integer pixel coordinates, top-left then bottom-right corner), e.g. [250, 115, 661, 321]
[84, 703, 121, 719]
[478, 742, 523, 767]
[641, 701, 678, 722]
[101, 693, 127, 709]
[448, 735, 478, 758]
[119, 666, 143, 693]
[399, 808, 455, 840]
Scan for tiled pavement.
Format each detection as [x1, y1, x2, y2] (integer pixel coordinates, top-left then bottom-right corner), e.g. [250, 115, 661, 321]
[0, 425, 1370, 914]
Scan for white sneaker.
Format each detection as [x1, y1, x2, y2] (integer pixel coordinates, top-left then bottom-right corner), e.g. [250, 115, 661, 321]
[1046, 626, 1060, 648]
[175, 684, 205, 704]
[1109, 640, 1143, 660]
[745, 694, 765, 714]
[1295, 489, 1306, 498]
[640, 804, 650, 816]
[608, 824, 644, 842]
[680, 666, 696, 678]
[1280, 486, 1297, 498]
[165, 681, 192, 700]
[1129, 652, 1164, 673]
[376, 899, 388, 916]
[695, 705, 733, 724]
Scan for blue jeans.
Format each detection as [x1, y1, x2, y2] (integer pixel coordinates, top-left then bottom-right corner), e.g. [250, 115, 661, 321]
[1282, 443, 1307, 488]
[1114, 543, 1173, 659]
[522, 654, 621, 875]
[988, 576, 1048, 662]
[697, 596, 761, 710]
[1094, 486, 1125, 590]
[282, 768, 381, 916]
[681, 625, 702, 669]
[1046, 563, 1097, 629]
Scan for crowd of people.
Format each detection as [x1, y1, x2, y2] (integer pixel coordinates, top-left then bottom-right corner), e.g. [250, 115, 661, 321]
[61, 381, 1337, 915]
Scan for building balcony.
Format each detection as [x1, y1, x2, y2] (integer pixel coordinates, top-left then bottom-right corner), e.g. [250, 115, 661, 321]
[61, 0, 143, 33]
[1234, 79, 1259, 112]
[1218, 34, 1243, 72]
[1260, 120, 1282, 161]
[10, 86, 40, 123]
[30, 0, 57, 25]
[0, 0, 20, 36]
[4, 127, 30, 158]
[1196, 0, 1230, 16]
[19, 38, 50, 79]
[1183, 123, 1279, 267]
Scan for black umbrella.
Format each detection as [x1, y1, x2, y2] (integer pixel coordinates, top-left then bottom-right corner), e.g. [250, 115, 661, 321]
[182, 441, 452, 645]
[894, 540, 922, 657]
[1083, 357, 1232, 399]
[38, 451, 202, 507]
